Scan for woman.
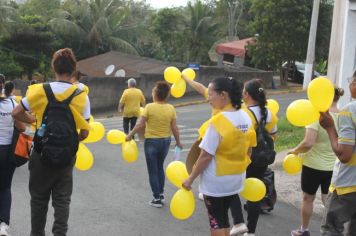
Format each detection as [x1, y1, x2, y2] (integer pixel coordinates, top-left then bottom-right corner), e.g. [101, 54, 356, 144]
[182, 77, 256, 236]
[290, 87, 343, 236]
[0, 81, 26, 236]
[126, 81, 183, 208]
[243, 79, 278, 236]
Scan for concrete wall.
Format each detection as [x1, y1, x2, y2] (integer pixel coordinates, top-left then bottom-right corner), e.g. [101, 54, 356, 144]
[13, 66, 272, 113]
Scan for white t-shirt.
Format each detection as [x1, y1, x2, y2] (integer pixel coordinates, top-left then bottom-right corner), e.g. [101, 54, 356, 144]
[22, 82, 91, 119]
[199, 109, 253, 197]
[248, 105, 277, 134]
[0, 98, 17, 145]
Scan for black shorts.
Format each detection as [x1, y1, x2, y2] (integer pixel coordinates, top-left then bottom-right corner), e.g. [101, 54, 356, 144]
[203, 194, 242, 229]
[301, 165, 333, 195]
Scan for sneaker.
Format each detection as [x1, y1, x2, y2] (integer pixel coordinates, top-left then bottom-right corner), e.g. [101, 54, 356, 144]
[291, 229, 310, 236]
[0, 222, 10, 236]
[148, 198, 163, 208]
[198, 192, 204, 201]
[159, 194, 165, 203]
[230, 223, 248, 236]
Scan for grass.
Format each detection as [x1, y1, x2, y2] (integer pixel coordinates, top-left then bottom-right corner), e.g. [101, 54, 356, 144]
[275, 116, 305, 152]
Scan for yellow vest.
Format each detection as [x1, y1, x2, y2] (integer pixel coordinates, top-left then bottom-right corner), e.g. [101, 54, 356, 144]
[26, 84, 90, 130]
[200, 113, 256, 176]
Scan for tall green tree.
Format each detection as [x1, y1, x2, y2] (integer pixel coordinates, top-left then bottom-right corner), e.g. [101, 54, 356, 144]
[0, 0, 18, 37]
[1, 15, 58, 80]
[186, 0, 217, 64]
[50, 0, 137, 58]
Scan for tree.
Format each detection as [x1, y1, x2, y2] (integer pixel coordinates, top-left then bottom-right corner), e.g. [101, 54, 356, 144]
[0, 52, 23, 79]
[185, 0, 217, 64]
[248, 0, 333, 85]
[50, 0, 137, 58]
[0, 0, 18, 37]
[1, 15, 58, 80]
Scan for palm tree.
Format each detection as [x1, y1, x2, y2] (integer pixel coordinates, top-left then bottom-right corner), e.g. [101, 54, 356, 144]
[186, 0, 217, 64]
[0, 0, 18, 37]
[49, 0, 137, 56]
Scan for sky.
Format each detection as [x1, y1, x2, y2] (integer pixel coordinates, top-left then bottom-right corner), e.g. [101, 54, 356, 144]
[145, 0, 190, 9]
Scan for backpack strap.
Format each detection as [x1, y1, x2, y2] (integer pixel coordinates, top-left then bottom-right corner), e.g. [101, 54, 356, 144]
[43, 83, 56, 103]
[63, 88, 83, 105]
[248, 107, 267, 128]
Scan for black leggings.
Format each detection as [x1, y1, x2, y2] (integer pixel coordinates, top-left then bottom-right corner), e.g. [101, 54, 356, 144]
[0, 145, 15, 225]
[246, 164, 267, 233]
[123, 117, 138, 134]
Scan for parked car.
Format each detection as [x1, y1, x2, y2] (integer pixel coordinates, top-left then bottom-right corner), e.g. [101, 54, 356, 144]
[282, 62, 321, 84]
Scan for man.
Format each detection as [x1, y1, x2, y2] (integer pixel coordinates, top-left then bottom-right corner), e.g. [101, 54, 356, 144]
[119, 78, 145, 134]
[319, 70, 356, 236]
[12, 48, 90, 236]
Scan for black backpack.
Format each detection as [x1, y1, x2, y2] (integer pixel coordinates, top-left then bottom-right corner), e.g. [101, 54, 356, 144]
[249, 108, 276, 167]
[34, 83, 82, 168]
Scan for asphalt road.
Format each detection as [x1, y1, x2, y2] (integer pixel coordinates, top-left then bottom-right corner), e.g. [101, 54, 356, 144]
[10, 91, 324, 236]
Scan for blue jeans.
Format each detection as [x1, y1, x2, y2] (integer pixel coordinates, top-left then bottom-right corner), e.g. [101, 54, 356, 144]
[144, 137, 171, 199]
[0, 145, 15, 225]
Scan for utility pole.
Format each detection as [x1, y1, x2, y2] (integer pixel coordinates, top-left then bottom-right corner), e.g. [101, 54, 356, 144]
[303, 0, 321, 90]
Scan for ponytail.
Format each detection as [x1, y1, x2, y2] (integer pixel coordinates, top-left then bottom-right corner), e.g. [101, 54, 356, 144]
[244, 79, 267, 123]
[211, 77, 243, 110]
[333, 87, 344, 102]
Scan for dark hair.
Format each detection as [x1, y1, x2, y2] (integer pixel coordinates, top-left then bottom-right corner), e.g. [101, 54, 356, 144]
[51, 48, 77, 76]
[333, 87, 344, 102]
[0, 74, 5, 92]
[4, 81, 14, 97]
[353, 70, 356, 79]
[244, 79, 267, 122]
[211, 77, 243, 110]
[30, 80, 37, 85]
[154, 81, 170, 101]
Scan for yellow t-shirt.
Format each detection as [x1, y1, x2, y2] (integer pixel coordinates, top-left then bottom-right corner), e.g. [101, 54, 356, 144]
[119, 88, 145, 117]
[143, 103, 176, 138]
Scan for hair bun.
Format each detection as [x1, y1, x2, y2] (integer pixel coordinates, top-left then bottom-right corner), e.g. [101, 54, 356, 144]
[336, 87, 344, 97]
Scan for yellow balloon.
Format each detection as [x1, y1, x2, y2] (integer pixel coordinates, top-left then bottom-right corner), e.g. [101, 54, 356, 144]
[121, 140, 138, 163]
[107, 129, 126, 144]
[164, 67, 181, 84]
[89, 115, 95, 123]
[283, 154, 302, 175]
[240, 178, 266, 202]
[75, 143, 94, 171]
[286, 99, 320, 127]
[267, 99, 280, 114]
[140, 107, 145, 117]
[171, 79, 186, 98]
[166, 161, 189, 188]
[307, 77, 334, 112]
[170, 189, 195, 220]
[83, 122, 105, 143]
[182, 68, 196, 80]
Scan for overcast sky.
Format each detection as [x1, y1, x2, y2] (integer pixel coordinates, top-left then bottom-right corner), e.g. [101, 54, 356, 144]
[145, 0, 190, 9]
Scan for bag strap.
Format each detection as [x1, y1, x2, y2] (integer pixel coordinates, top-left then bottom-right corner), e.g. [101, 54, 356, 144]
[248, 107, 267, 128]
[43, 83, 83, 105]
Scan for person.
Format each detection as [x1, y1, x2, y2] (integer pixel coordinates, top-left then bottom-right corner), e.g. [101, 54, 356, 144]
[242, 79, 278, 236]
[182, 77, 257, 236]
[290, 87, 344, 236]
[0, 81, 26, 236]
[125, 81, 182, 208]
[119, 78, 146, 134]
[319, 71, 356, 236]
[12, 48, 91, 236]
[182, 74, 249, 235]
[0, 74, 5, 97]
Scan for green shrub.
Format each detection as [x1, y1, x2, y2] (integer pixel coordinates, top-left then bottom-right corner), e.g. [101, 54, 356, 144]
[275, 116, 305, 152]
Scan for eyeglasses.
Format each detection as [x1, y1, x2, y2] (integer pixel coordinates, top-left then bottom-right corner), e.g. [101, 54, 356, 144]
[347, 77, 356, 84]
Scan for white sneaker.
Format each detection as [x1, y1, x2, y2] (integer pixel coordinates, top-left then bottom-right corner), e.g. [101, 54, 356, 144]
[0, 222, 10, 236]
[243, 233, 255, 236]
[230, 223, 248, 236]
[198, 192, 204, 201]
